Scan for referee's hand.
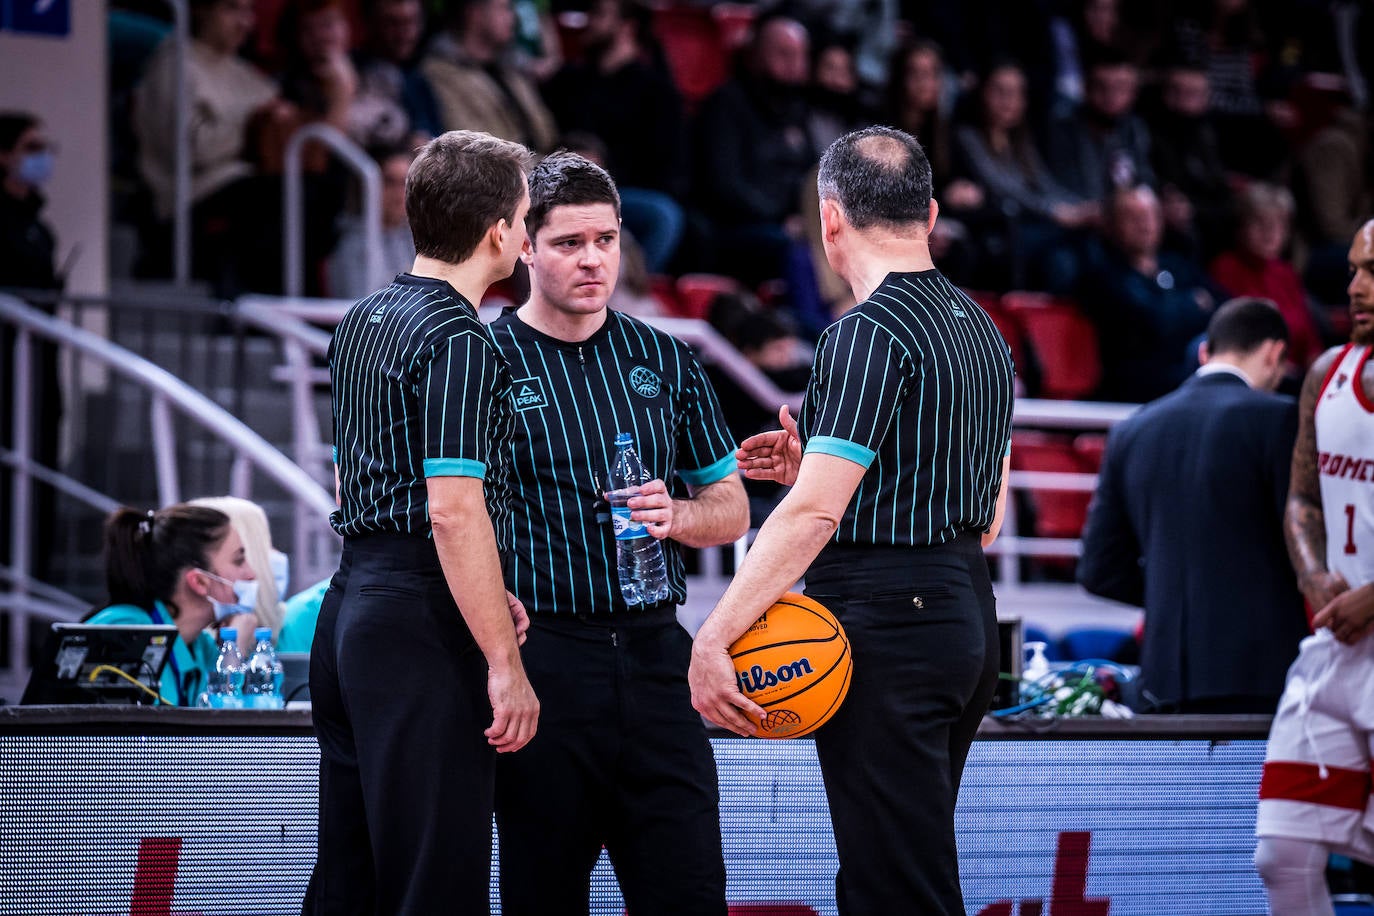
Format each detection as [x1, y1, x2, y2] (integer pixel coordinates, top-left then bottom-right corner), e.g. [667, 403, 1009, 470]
[737, 406, 802, 487]
[486, 663, 539, 753]
[625, 479, 674, 539]
[689, 641, 766, 737]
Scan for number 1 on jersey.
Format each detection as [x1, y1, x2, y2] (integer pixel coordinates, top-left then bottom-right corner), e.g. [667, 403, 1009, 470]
[1346, 503, 1358, 555]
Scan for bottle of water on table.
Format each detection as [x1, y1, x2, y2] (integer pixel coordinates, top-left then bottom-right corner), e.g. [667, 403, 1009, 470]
[243, 626, 285, 709]
[607, 432, 670, 607]
[207, 628, 246, 709]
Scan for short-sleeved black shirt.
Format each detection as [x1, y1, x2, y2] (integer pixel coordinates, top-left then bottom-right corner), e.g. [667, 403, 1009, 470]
[488, 308, 737, 614]
[799, 270, 1015, 546]
[329, 274, 514, 544]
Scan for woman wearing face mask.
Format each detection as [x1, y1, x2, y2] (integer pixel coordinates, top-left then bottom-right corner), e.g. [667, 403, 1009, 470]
[0, 111, 59, 292]
[0, 111, 63, 589]
[190, 496, 287, 648]
[88, 504, 259, 706]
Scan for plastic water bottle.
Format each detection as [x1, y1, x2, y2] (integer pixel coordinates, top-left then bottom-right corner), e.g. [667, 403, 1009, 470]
[1022, 640, 1051, 704]
[607, 432, 670, 607]
[208, 628, 246, 709]
[243, 627, 285, 709]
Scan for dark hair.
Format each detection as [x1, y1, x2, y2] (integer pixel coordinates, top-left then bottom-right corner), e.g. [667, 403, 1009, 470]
[104, 505, 232, 616]
[817, 126, 933, 229]
[367, 142, 416, 167]
[525, 151, 621, 242]
[407, 130, 532, 263]
[1084, 46, 1135, 77]
[0, 112, 40, 153]
[973, 60, 1041, 175]
[1206, 297, 1290, 355]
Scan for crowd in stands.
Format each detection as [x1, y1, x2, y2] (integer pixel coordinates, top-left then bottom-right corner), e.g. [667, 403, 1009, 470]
[52, 0, 1374, 407]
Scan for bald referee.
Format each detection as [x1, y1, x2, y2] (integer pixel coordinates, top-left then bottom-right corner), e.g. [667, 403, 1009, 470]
[689, 126, 1015, 915]
[306, 131, 539, 915]
[489, 152, 747, 915]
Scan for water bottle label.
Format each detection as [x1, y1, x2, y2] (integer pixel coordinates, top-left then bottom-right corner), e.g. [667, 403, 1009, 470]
[611, 506, 648, 540]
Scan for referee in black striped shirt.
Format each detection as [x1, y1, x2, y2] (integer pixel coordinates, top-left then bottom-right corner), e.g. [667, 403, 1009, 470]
[306, 131, 539, 915]
[690, 127, 1015, 916]
[489, 152, 747, 916]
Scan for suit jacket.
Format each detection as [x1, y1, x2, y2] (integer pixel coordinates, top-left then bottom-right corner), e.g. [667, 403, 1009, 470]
[1078, 371, 1307, 707]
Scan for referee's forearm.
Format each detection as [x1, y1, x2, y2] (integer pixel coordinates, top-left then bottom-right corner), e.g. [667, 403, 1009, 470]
[695, 500, 838, 650]
[429, 484, 523, 672]
[672, 477, 749, 548]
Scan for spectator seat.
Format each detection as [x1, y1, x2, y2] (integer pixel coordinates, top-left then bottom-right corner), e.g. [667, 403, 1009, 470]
[1002, 292, 1102, 399]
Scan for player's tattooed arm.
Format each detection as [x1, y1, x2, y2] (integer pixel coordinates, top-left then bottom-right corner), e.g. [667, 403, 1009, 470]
[1285, 349, 1349, 610]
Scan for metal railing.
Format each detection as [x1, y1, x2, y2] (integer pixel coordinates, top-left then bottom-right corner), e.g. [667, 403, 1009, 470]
[282, 125, 385, 298]
[233, 296, 1139, 588]
[0, 293, 337, 686]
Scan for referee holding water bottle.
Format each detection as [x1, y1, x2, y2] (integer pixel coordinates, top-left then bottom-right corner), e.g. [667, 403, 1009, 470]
[489, 152, 747, 916]
[689, 127, 1016, 916]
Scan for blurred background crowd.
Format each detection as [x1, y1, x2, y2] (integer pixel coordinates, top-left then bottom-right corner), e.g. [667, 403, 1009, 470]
[42, 0, 1358, 413]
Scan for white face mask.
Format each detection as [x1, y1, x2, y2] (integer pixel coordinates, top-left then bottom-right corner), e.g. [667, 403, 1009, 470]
[269, 550, 290, 601]
[198, 569, 259, 621]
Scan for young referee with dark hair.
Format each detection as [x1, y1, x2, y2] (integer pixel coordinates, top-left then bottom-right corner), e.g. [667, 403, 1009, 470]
[305, 130, 539, 915]
[489, 152, 747, 915]
[689, 126, 1016, 915]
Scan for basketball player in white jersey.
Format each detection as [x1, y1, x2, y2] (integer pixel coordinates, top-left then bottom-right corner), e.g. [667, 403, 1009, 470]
[1255, 219, 1374, 915]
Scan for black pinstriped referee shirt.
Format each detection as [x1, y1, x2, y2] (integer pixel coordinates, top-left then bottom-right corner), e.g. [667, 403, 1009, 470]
[328, 273, 514, 546]
[487, 307, 737, 615]
[799, 269, 1015, 546]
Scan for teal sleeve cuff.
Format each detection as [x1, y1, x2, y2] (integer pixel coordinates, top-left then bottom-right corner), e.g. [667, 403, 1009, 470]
[678, 452, 737, 487]
[804, 435, 877, 469]
[423, 457, 486, 478]
[332, 446, 338, 463]
[1006, 439, 1012, 458]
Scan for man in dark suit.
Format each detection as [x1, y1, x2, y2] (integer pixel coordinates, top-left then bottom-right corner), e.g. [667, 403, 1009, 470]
[1079, 297, 1309, 713]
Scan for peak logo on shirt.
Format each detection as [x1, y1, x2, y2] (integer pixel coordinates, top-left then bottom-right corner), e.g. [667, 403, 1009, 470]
[367, 302, 388, 324]
[948, 297, 967, 319]
[628, 366, 661, 398]
[512, 377, 547, 411]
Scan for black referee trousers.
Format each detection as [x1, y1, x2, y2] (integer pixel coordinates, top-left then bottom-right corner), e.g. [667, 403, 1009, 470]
[304, 533, 495, 916]
[805, 533, 999, 916]
[494, 605, 727, 916]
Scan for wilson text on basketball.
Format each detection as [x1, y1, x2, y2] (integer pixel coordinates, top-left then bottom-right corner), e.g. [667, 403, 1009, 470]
[736, 659, 814, 693]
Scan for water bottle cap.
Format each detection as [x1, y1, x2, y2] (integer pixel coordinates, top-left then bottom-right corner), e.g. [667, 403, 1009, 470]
[615, 432, 633, 447]
[220, 628, 237, 642]
[254, 627, 272, 641]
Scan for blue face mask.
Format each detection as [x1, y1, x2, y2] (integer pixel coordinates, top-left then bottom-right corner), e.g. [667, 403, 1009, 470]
[199, 569, 259, 622]
[16, 151, 54, 188]
[269, 550, 290, 601]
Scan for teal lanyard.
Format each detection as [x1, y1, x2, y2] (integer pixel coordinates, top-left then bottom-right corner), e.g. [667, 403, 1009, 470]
[148, 605, 195, 706]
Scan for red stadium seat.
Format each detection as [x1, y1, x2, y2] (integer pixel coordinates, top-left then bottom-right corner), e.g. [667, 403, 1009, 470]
[1072, 433, 1108, 471]
[963, 290, 1029, 376]
[1001, 292, 1102, 400]
[652, 5, 735, 110]
[1011, 430, 1095, 541]
[648, 274, 682, 314]
[675, 272, 743, 319]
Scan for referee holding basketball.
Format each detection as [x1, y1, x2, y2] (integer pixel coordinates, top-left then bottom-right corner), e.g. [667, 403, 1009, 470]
[689, 127, 1015, 915]
[307, 131, 538, 914]
[489, 152, 747, 915]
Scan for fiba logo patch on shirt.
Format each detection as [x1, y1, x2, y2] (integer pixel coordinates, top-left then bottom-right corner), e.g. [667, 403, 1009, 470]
[512, 377, 547, 411]
[628, 366, 662, 398]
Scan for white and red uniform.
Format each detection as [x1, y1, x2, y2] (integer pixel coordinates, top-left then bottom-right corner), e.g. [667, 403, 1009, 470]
[1257, 343, 1374, 862]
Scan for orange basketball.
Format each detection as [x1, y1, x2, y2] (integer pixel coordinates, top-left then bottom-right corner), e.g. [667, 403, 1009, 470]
[729, 592, 852, 738]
